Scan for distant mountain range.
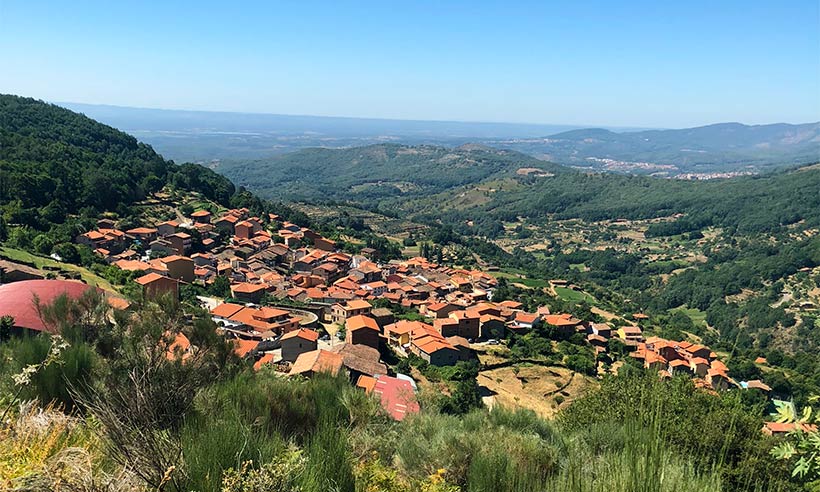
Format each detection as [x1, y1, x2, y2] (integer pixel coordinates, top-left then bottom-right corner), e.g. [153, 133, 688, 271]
[58, 102, 818, 175]
[487, 122, 820, 175]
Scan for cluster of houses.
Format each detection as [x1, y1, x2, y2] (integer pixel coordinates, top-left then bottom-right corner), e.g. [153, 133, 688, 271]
[627, 336, 734, 391]
[73, 206, 762, 421]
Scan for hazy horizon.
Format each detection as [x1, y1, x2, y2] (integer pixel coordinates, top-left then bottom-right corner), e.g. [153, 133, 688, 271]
[1, 1, 818, 128]
[55, 100, 819, 132]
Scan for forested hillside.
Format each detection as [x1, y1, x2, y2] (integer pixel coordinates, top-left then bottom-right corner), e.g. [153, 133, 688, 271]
[215, 143, 563, 202]
[0, 95, 237, 222]
[214, 141, 820, 237]
[417, 164, 820, 236]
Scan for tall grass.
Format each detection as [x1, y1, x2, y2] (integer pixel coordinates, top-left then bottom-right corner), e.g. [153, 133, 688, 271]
[181, 410, 286, 492]
[1, 339, 791, 492]
[0, 334, 97, 412]
[388, 407, 561, 489]
[299, 416, 356, 492]
[550, 417, 723, 492]
[380, 404, 733, 492]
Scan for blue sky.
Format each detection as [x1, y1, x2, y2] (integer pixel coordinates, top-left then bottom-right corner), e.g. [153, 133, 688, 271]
[1, 1, 818, 127]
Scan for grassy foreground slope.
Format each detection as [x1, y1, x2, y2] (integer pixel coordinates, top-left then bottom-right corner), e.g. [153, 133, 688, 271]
[0, 295, 796, 492]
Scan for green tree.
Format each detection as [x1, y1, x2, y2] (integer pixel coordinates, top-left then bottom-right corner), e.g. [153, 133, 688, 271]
[32, 234, 54, 255]
[53, 243, 80, 264]
[209, 275, 231, 298]
[0, 315, 13, 341]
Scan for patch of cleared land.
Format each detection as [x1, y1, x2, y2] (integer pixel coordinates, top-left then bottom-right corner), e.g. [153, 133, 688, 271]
[554, 286, 595, 303]
[670, 306, 708, 327]
[478, 364, 595, 419]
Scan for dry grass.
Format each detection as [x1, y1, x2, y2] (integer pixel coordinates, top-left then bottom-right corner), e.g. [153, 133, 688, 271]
[478, 365, 595, 419]
[0, 402, 142, 492]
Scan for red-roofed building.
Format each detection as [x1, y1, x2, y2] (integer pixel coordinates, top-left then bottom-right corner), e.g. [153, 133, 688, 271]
[253, 353, 275, 371]
[762, 422, 818, 436]
[433, 317, 460, 337]
[345, 314, 380, 349]
[331, 299, 372, 325]
[423, 301, 460, 319]
[211, 302, 246, 321]
[157, 221, 179, 237]
[545, 313, 583, 336]
[356, 374, 377, 394]
[314, 237, 337, 252]
[166, 332, 192, 361]
[231, 282, 267, 304]
[0, 280, 101, 334]
[385, 320, 430, 347]
[114, 259, 151, 272]
[289, 349, 344, 377]
[191, 210, 212, 223]
[232, 339, 259, 358]
[409, 330, 460, 366]
[167, 232, 192, 256]
[215, 214, 239, 234]
[135, 273, 179, 300]
[159, 255, 195, 282]
[126, 227, 158, 242]
[281, 328, 319, 362]
[512, 312, 541, 330]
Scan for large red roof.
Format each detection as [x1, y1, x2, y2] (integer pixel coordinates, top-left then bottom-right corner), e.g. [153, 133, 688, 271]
[373, 375, 420, 421]
[0, 280, 97, 333]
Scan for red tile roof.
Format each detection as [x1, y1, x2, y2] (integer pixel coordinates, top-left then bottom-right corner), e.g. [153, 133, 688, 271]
[514, 312, 539, 324]
[211, 302, 246, 318]
[135, 272, 168, 285]
[126, 227, 158, 235]
[253, 353, 275, 371]
[289, 349, 344, 376]
[343, 299, 372, 311]
[346, 315, 379, 332]
[356, 375, 377, 394]
[545, 313, 581, 326]
[281, 328, 319, 342]
[231, 282, 266, 294]
[232, 339, 258, 357]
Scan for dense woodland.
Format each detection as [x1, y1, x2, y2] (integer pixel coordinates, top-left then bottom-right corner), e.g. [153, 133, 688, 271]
[216, 143, 564, 202]
[408, 164, 820, 236]
[0, 95, 242, 243]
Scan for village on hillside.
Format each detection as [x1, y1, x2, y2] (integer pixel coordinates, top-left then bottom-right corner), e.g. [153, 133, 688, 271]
[0, 205, 785, 429]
